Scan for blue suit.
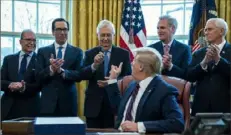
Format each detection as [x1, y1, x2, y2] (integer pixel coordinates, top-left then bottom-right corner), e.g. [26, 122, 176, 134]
[106, 75, 184, 133]
[1, 52, 41, 120]
[184, 42, 231, 116]
[148, 40, 192, 77]
[37, 44, 92, 116]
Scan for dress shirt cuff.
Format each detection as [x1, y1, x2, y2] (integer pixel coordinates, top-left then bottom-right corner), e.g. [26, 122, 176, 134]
[91, 64, 96, 72]
[57, 68, 65, 78]
[108, 79, 117, 85]
[49, 65, 55, 76]
[118, 126, 122, 131]
[168, 63, 173, 71]
[19, 83, 26, 93]
[200, 62, 208, 71]
[137, 122, 146, 133]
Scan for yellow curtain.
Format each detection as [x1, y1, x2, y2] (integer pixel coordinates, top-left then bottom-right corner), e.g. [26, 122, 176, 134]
[215, 0, 231, 43]
[66, 0, 124, 120]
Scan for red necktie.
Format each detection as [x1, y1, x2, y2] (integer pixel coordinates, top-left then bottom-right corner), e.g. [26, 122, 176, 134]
[124, 83, 140, 121]
[164, 45, 170, 54]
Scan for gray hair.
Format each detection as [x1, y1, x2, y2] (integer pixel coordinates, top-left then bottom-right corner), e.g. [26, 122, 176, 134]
[133, 47, 163, 75]
[96, 19, 115, 35]
[159, 15, 178, 31]
[207, 18, 228, 36]
[20, 29, 36, 39]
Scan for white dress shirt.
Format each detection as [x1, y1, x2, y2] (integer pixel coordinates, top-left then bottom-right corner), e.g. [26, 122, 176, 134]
[54, 41, 67, 59]
[18, 51, 34, 71]
[118, 76, 154, 133]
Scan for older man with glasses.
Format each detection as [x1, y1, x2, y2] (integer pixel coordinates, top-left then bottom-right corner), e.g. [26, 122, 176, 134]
[1, 29, 41, 120]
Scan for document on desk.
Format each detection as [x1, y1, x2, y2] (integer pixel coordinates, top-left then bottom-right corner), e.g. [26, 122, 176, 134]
[34, 117, 86, 135]
[97, 132, 140, 135]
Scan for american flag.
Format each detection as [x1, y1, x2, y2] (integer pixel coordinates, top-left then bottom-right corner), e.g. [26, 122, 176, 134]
[191, 40, 200, 53]
[119, 0, 147, 61]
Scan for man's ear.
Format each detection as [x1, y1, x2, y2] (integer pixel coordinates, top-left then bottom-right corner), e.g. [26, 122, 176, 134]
[139, 65, 144, 72]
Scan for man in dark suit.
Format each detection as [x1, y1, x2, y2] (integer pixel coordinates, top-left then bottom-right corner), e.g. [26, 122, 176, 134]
[184, 18, 230, 116]
[1, 29, 41, 120]
[105, 47, 184, 133]
[83, 20, 131, 128]
[37, 18, 93, 116]
[148, 15, 191, 77]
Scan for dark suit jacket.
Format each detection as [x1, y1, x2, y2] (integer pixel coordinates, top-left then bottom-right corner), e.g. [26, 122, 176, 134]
[1, 52, 41, 120]
[106, 75, 184, 133]
[83, 46, 131, 118]
[148, 40, 192, 77]
[184, 42, 231, 116]
[37, 44, 92, 116]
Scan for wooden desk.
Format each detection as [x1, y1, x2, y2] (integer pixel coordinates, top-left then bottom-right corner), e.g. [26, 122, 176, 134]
[3, 128, 180, 135]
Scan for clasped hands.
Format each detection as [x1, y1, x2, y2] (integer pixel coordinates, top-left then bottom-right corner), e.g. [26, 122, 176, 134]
[162, 53, 173, 70]
[8, 80, 25, 92]
[201, 44, 220, 67]
[50, 54, 64, 73]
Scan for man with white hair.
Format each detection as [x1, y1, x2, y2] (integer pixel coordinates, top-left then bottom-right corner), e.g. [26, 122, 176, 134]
[83, 19, 131, 128]
[105, 47, 184, 133]
[185, 18, 230, 116]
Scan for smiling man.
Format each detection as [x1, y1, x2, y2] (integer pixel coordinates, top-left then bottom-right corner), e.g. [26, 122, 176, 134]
[37, 18, 93, 117]
[1, 29, 41, 120]
[148, 15, 191, 78]
[83, 19, 131, 128]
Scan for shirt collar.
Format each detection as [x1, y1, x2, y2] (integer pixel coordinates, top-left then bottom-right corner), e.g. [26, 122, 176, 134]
[138, 75, 156, 91]
[162, 39, 173, 47]
[54, 41, 67, 49]
[20, 51, 33, 57]
[101, 47, 112, 53]
[217, 40, 226, 52]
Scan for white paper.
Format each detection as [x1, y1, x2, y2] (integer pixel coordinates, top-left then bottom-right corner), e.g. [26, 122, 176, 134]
[35, 117, 85, 125]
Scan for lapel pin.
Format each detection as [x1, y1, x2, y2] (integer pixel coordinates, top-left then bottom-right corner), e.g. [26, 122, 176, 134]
[222, 51, 225, 54]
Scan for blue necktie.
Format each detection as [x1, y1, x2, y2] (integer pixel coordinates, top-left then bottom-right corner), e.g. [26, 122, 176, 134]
[57, 47, 63, 59]
[19, 54, 29, 80]
[104, 51, 109, 76]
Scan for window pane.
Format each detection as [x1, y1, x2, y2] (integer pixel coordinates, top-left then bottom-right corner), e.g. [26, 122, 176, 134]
[146, 40, 159, 46]
[163, 4, 184, 35]
[1, 37, 13, 65]
[15, 37, 21, 53]
[163, 0, 184, 4]
[38, 3, 61, 34]
[14, 1, 36, 32]
[1, 1, 12, 31]
[142, 5, 161, 36]
[185, 3, 193, 34]
[37, 38, 54, 49]
[39, 0, 61, 4]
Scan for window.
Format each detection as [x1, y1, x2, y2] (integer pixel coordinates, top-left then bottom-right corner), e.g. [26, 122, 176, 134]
[1, 0, 64, 65]
[141, 0, 194, 45]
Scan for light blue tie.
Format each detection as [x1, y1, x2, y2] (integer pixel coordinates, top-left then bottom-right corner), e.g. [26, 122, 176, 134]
[104, 51, 109, 76]
[57, 47, 63, 59]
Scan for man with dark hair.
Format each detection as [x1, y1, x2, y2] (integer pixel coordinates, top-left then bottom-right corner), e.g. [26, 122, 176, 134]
[1, 29, 41, 120]
[37, 18, 93, 116]
[148, 15, 191, 77]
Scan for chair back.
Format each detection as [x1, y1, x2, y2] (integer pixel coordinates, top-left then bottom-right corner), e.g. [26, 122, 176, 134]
[118, 75, 191, 129]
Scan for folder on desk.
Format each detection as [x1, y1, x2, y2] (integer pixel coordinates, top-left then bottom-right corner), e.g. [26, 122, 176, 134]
[34, 117, 86, 135]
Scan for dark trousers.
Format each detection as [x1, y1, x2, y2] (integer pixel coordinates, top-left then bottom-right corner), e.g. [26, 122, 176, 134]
[86, 96, 114, 128]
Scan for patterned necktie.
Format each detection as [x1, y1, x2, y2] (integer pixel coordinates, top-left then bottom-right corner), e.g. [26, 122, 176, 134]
[164, 45, 170, 54]
[19, 54, 29, 80]
[125, 83, 140, 121]
[57, 47, 63, 59]
[104, 51, 109, 76]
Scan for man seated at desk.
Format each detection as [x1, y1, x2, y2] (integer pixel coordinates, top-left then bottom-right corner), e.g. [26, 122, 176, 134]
[102, 47, 184, 133]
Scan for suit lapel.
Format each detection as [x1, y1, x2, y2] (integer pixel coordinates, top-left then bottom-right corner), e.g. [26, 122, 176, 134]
[169, 40, 177, 55]
[50, 44, 56, 59]
[63, 44, 72, 68]
[156, 42, 164, 55]
[24, 53, 36, 79]
[135, 76, 159, 121]
[13, 52, 20, 81]
[220, 43, 230, 58]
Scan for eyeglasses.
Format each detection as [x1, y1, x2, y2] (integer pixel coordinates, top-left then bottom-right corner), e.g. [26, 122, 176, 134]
[22, 38, 37, 43]
[55, 28, 69, 33]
